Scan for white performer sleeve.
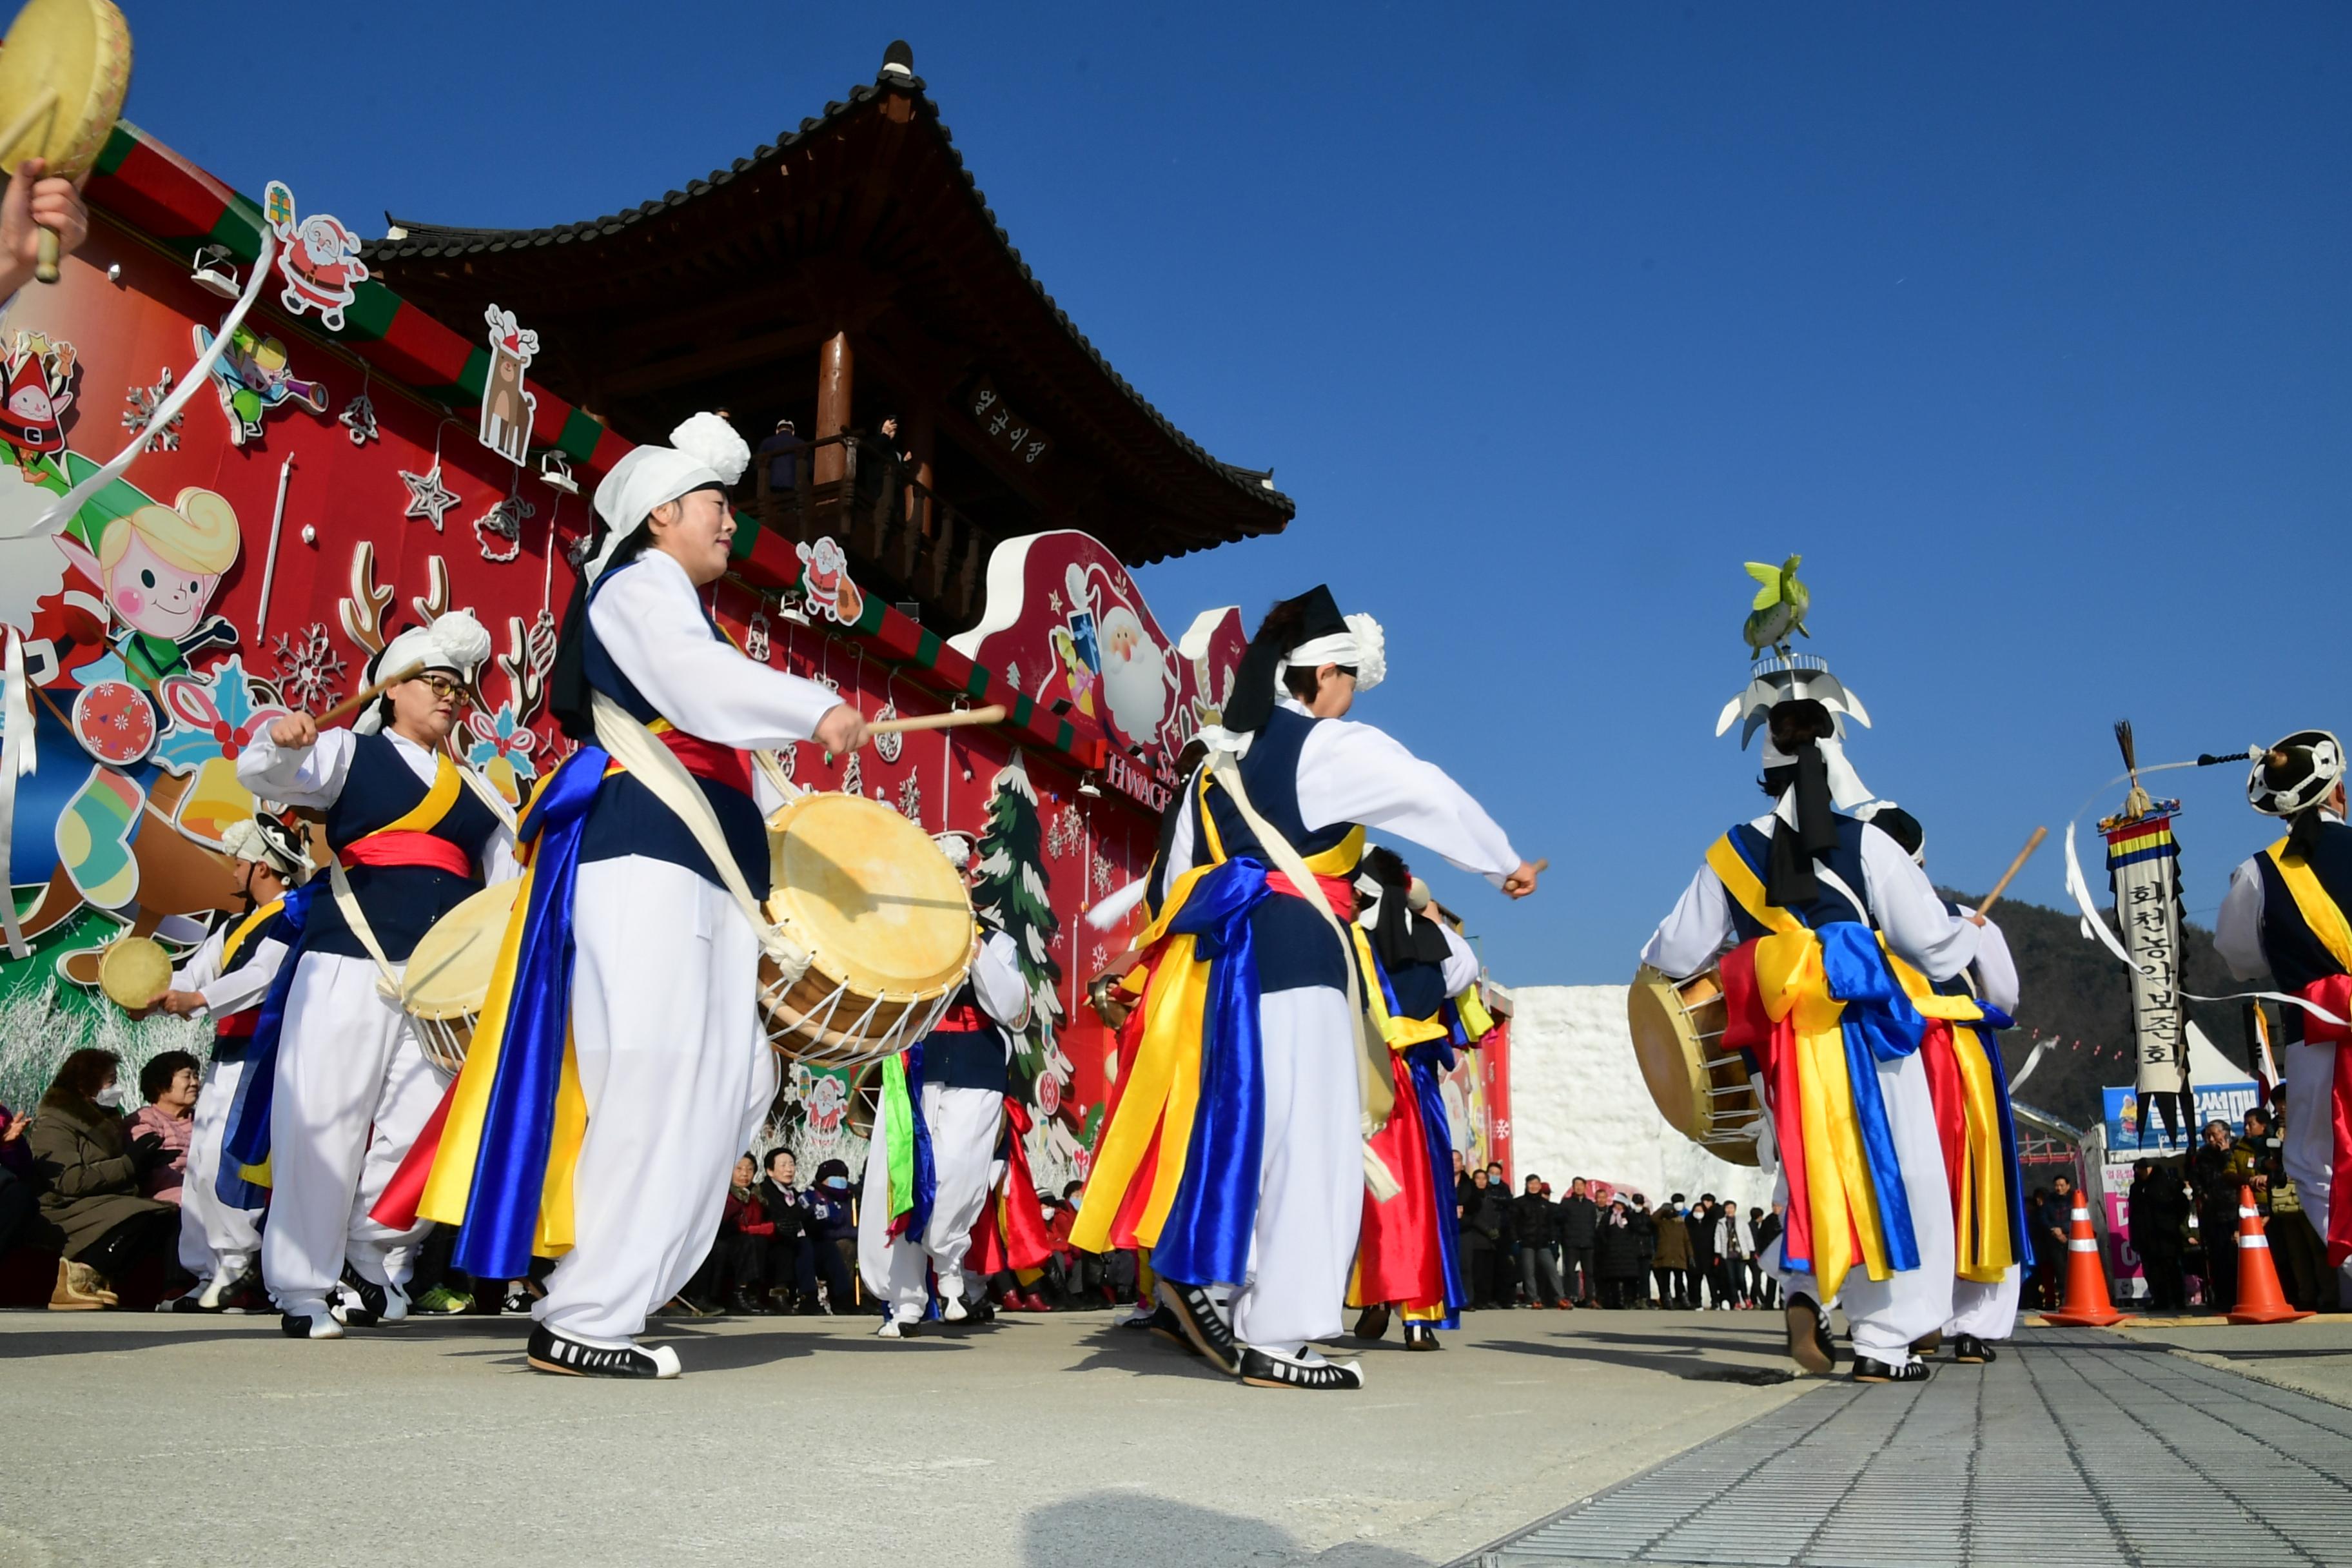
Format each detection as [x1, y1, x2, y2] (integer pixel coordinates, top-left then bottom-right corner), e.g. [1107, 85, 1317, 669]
[1153, 796, 1199, 911]
[2216, 858, 2272, 983]
[1640, 862, 1734, 981]
[1860, 825, 1980, 983]
[1437, 921, 1480, 997]
[1962, 909, 2020, 1016]
[1293, 709, 1520, 886]
[198, 936, 288, 1019]
[237, 727, 357, 807]
[172, 927, 226, 994]
[971, 929, 1032, 1032]
[591, 551, 839, 747]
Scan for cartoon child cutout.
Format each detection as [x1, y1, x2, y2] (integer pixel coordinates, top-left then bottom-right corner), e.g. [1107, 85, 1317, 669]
[53, 487, 242, 689]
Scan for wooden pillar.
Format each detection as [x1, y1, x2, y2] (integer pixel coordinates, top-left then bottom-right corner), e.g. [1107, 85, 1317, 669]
[815, 329, 854, 484]
[905, 402, 936, 536]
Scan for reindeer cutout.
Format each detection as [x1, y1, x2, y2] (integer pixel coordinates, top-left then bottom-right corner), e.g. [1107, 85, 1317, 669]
[477, 304, 539, 466]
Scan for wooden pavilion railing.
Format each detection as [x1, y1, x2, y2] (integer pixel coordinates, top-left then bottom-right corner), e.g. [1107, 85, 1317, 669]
[748, 431, 992, 625]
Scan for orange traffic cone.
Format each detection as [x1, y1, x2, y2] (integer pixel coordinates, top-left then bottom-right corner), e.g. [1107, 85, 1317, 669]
[2226, 1184, 2313, 1326]
[2043, 1195, 2130, 1327]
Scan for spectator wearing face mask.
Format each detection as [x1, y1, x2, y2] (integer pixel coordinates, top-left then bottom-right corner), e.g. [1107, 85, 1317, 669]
[803, 1158, 860, 1313]
[1650, 1194, 1691, 1308]
[126, 1051, 201, 1204]
[28, 1049, 179, 1309]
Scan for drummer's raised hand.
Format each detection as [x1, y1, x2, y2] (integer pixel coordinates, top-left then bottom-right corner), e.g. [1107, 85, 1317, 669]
[0, 158, 88, 297]
[814, 703, 867, 756]
[269, 711, 320, 750]
[159, 989, 208, 1017]
[1502, 861, 1541, 899]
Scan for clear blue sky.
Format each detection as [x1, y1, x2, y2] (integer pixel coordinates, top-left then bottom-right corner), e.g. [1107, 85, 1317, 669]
[119, 3, 2352, 988]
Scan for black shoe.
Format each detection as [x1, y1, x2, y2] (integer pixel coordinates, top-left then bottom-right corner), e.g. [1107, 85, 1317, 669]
[1909, 1330, 1943, 1358]
[502, 1284, 534, 1315]
[1156, 1279, 1239, 1376]
[280, 1309, 343, 1340]
[1144, 1303, 1200, 1357]
[527, 1323, 681, 1379]
[1353, 1303, 1391, 1342]
[1952, 1333, 1996, 1364]
[1404, 1322, 1441, 1351]
[331, 1267, 385, 1328]
[1785, 1293, 1836, 1375]
[729, 1286, 772, 1316]
[1852, 1355, 1934, 1384]
[1239, 1345, 1365, 1390]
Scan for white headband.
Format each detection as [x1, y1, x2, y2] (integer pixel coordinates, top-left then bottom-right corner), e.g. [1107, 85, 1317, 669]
[1279, 612, 1386, 694]
[585, 413, 750, 585]
[355, 610, 493, 735]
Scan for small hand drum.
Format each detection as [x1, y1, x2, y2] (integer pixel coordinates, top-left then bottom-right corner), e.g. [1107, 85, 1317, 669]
[0, 0, 132, 282]
[1627, 963, 1763, 1166]
[759, 791, 974, 1069]
[400, 880, 518, 1075]
[96, 933, 169, 1010]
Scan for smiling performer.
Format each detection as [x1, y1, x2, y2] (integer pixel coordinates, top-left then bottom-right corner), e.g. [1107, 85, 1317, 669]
[1641, 620, 1979, 1385]
[155, 813, 310, 1313]
[383, 414, 866, 1380]
[1073, 586, 1538, 1391]
[231, 612, 514, 1340]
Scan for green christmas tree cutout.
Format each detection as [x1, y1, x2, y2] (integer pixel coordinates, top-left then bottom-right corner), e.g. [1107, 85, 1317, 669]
[971, 749, 1064, 1086]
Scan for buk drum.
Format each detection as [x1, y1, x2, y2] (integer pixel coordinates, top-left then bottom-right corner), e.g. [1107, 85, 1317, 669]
[400, 880, 519, 1075]
[758, 792, 973, 1070]
[1626, 963, 1764, 1166]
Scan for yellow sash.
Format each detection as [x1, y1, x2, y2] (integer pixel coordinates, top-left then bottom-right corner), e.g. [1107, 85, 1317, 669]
[219, 898, 284, 971]
[1884, 952, 2013, 1282]
[2265, 834, 2352, 972]
[355, 750, 462, 845]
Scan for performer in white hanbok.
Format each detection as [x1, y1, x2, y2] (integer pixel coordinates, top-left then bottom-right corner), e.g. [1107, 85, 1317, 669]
[861, 838, 1034, 1337]
[2216, 731, 2352, 1277]
[390, 414, 866, 1380]
[155, 814, 309, 1313]
[235, 612, 516, 1340]
[1074, 586, 1537, 1391]
[1642, 684, 1980, 1384]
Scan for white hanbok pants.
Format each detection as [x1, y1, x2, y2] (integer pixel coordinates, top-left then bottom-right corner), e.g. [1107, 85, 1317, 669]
[1226, 986, 1362, 1356]
[262, 952, 441, 1315]
[2283, 1041, 2335, 1242]
[535, 858, 776, 1347]
[858, 1080, 1003, 1318]
[1946, 1265, 2022, 1340]
[1767, 1046, 1955, 1361]
[178, 1051, 261, 1284]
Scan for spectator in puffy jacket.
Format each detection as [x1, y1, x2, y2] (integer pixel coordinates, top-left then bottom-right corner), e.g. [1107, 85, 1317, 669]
[1556, 1177, 1600, 1306]
[1750, 1204, 1785, 1309]
[1651, 1195, 1692, 1307]
[1511, 1175, 1566, 1308]
[1456, 1168, 1508, 1307]
[804, 1157, 860, 1311]
[1687, 1196, 1720, 1307]
[691, 1154, 774, 1317]
[28, 1049, 178, 1309]
[1629, 1196, 1658, 1306]
[756, 1150, 823, 1313]
[1596, 1198, 1645, 1306]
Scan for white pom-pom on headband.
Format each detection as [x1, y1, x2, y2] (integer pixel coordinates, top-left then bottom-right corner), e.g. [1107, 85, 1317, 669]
[355, 610, 494, 735]
[1280, 611, 1386, 694]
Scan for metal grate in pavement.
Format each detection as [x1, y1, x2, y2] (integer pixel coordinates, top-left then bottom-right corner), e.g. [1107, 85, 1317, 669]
[1458, 1327, 2352, 1568]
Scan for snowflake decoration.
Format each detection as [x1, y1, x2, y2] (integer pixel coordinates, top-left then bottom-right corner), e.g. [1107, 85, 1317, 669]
[1092, 850, 1117, 896]
[896, 773, 923, 825]
[873, 701, 903, 764]
[840, 749, 862, 798]
[121, 368, 184, 450]
[473, 492, 536, 564]
[267, 622, 347, 712]
[1045, 803, 1084, 860]
[1090, 942, 1108, 973]
[400, 462, 461, 531]
[339, 391, 379, 446]
[745, 607, 771, 663]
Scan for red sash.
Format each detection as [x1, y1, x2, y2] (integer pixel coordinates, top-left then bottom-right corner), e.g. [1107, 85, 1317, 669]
[931, 1000, 986, 1034]
[658, 727, 754, 796]
[340, 832, 473, 878]
[1266, 869, 1358, 921]
[215, 1012, 257, 1041]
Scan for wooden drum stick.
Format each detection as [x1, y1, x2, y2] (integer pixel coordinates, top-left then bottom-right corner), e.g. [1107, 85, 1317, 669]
[867, 703, 1006, 737]
[313, 662, 426, 729]
[1975, 825, 2048, 917]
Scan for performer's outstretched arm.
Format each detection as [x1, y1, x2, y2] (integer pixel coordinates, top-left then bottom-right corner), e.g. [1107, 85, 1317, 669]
[1860, 826, 1979, 983]
[591, 553, 841, 748]
[237, 727, 358, 807]
[1294, 718, 1524, 889]
[1640, 863, 1733, 981]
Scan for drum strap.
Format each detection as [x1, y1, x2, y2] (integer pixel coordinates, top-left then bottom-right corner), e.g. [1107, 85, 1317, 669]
[1204, 751, 1399, 1178]
[591, 690, 812, 986]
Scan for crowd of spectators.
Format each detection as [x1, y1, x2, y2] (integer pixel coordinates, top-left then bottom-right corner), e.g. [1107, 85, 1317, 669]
[1448, 1152, 1783, 1312]
[2104, 1104, 2337, 1315]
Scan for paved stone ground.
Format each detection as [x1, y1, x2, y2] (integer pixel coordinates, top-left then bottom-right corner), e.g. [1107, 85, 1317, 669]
[0, 1304, 1809, 1568]
[1460, 1322, 2352, 1568]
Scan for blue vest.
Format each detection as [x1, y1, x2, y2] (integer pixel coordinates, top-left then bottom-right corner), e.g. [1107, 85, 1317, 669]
[1723, 816, 1876, 942]
[1189, 705, 1358, 994]
[306, 731, 498, 963]
[2253, 821, 2352, 1041]
[923, 977, 1012, 1094]
[1387, 947, 1451, 1022]
[577, 560, 771, 898]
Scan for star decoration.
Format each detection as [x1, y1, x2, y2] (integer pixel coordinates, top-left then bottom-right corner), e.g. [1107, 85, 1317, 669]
[399, 462, 460, 531]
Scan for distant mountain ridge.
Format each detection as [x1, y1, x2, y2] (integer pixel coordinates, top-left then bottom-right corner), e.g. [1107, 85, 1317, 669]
[1940, 888, 2255, 1130]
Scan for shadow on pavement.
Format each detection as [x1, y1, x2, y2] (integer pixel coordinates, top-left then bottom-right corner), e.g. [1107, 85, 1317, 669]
[1483, 1336, 1799, 1385]
[1022, 1492, 1437, 1567]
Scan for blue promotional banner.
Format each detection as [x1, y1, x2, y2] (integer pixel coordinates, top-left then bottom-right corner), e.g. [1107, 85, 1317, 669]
[2101, 1081, 2262, 1150]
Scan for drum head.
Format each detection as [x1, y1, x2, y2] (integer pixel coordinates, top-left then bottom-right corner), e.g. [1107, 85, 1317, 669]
[1627, 964, 1715, 1146]
[402, 880, 518, 1019]
[97, 934, 169, 1010]
[766, 792, 972, 999]
[0, 0, 132, 181]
